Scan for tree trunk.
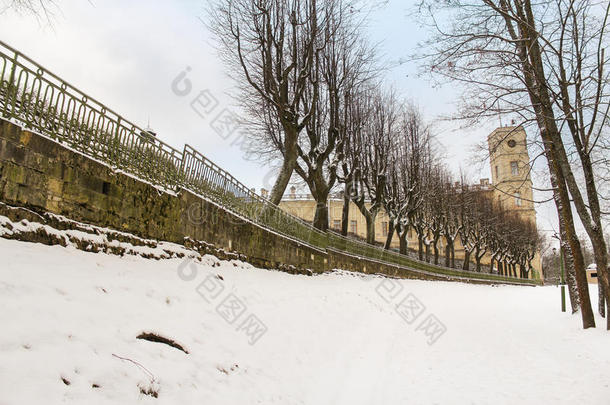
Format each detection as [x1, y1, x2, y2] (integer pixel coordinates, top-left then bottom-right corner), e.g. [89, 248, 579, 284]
[561, 233, 580, 314]
[445, 243, 451, 267]
[589, 237, 610, 327]
[399, 232, 408, 255]
[384, 221, 395, 250]
[312, 199, 329, 231]
[450, 242, 455, 268]
[354, 200, 379, 246]
[268, 139, 298, 205]
[364, 212, 377, 245]
[600, 280, 606, 318]
[418, 237, 424, 261]
[549, 146, 595, 328]
[463, 251, 471, 271]
[341, 187, 350, 236]
[433, 240, 439, 265]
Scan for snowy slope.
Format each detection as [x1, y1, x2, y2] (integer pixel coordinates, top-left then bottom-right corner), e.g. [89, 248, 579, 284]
[0, 238, 608, 405]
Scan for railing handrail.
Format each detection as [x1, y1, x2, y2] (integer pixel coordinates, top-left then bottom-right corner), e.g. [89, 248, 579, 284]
[0, 39, 183, 160]
[0, 39, 536, 285]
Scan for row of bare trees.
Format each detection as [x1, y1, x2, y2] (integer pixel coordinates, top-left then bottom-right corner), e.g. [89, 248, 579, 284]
[381, 146, 539, 277]
[416, 0, 610, 329]
[208, 0, 539, 277]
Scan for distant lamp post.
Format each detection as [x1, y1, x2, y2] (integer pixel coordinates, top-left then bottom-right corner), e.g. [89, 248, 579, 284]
[553, 246, 566, 312]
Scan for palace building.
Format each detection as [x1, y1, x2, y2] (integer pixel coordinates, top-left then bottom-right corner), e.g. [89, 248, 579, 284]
[276, 126, 542, 278]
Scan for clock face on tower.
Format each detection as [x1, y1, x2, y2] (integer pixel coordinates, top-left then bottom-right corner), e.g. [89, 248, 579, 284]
[507, 139, 517, 148]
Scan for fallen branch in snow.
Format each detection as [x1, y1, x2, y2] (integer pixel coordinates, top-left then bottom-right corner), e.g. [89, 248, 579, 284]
[111, 353, 156, 381]
[136, 332, 189, 354]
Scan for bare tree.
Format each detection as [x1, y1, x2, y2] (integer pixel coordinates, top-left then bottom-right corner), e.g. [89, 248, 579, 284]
[207, 0, 325, 205]
[425, 165, 453, 265]
[437, 181, 462, 268]
[293, 4, 377, 230]
[383, 103, 430, 254]
[349, 87, 397, 244]
[415, 0, 607, 329]
[337, 87, 368, 236]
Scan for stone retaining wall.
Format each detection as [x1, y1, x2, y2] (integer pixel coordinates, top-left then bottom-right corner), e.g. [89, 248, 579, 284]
[0, 119, 325, 273]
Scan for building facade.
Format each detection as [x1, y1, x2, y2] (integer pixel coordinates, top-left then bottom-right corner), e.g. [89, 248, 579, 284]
[278, 126, 542, 278]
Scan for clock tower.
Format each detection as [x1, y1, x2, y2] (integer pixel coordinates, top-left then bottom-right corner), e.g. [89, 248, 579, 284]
[488, 126, 537, 225]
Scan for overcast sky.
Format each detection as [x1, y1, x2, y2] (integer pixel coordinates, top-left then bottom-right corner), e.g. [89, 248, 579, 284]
[0, 0, 563, 239]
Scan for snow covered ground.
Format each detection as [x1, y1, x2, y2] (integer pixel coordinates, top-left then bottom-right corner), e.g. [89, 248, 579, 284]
[1, 237, 608, 405]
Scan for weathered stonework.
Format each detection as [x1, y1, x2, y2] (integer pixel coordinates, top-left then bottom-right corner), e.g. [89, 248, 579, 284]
[0, 118, 326, 273]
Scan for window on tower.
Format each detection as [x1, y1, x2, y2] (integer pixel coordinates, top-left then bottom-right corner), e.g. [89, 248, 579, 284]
[495, 165, 499, 178]
[514, 192, 522, 206]
[382, 221, 388, 236]
[510, 161, 519, 176]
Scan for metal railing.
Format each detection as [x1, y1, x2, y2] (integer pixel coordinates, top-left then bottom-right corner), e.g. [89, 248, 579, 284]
[327, 231, 538, 284]
[0, 42, 182, 188]
[181, 144, 328, 249]
[0, 39, 536, 284]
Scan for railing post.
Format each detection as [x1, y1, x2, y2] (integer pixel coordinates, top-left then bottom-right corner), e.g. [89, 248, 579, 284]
[3, 50, 18, 119]
[177, 145, 189, 192]
[112, 116, 122, 167]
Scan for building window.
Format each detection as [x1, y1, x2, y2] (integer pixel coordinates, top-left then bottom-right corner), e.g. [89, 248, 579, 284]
[382, 221, 388, 236]
[591, 273, 598, 278]
[514, 192, 522, 207]
[350, 220, 357, 234]
[510, 161, 519, 176]
[507, 139, 517, 148]
[408, 228, 413, 238]
[332, 220, 341, 231]
[495, 165, 499, 178]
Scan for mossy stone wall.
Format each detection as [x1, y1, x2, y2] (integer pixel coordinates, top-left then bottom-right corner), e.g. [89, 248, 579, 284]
[0, 119, 326, 272]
